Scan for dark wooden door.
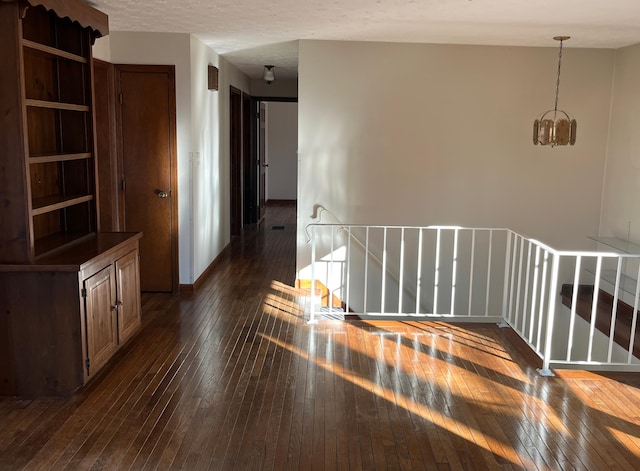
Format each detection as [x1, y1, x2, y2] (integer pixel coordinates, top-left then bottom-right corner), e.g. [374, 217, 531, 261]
[230, 86, 242, 236]
[259, 102, 266, 220]
[242, 92, 254, 224]
[115, 64, 178, 292]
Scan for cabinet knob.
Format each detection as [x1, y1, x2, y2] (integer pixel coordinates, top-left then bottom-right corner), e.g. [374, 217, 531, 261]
[111, 304, 118, 311]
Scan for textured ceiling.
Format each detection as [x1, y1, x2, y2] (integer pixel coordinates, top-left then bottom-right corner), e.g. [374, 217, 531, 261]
[90, 0, 640, 79]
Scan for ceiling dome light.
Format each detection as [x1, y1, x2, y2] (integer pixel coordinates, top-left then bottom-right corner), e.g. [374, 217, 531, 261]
[263, 65, 275, 85]
[533, 36, 577, 147]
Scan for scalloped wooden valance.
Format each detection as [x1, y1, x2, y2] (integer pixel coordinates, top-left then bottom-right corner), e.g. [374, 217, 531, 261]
[9, 0, 109, 37]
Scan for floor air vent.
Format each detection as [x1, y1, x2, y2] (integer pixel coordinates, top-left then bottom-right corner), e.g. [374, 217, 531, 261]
[272, 225, 285, 230]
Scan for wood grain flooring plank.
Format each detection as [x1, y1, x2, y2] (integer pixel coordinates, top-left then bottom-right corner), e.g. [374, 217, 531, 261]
[122, 300, 234, 470]
[297, 325, 321, 471]
[321, 330, 339, 471]
[446, 330, 505, 466]
[28, 326, 182, 471]
[437, 327, 539, 469]
[69, 291, 225, 470]
[0, 399, 64, 469]
[371, 333, 410, 471]
[353, 324, 388, 471]
[201, 300, 276, 469]
[332, 329, 364, 471]
[214, 301, 281, 469]
[587, 379, 640, 458]
[233, 301, 291, 470]
[560, 379, 639, 471]
[273, 321, 309, 470]
[326, 330, 351, 471]
[259, 304, 300, 471]
[410, 332, 469, 470]
[175, 300, 266, 470]
[0, 399, 56, 453]
[93, 274, 241, 471]
[473, 345, 578, 470]
[309, 330, 328, 471]
[393, 332, 438, 470]
[4, 204, 640, 470]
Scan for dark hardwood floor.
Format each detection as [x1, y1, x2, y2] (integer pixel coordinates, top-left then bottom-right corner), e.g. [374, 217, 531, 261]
[2, 202, 640, 470]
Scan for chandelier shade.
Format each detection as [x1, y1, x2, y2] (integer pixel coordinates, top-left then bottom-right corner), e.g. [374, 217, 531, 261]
[533, 110, 577, 146]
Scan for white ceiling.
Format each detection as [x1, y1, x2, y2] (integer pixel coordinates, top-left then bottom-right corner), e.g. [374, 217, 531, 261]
[91, 0, 640, 79]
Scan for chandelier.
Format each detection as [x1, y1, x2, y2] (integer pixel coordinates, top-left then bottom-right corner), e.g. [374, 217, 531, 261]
[533, 36, 577, 147]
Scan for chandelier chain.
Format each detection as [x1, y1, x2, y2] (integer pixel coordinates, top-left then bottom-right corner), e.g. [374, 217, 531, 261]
[554, 39, 564, 113]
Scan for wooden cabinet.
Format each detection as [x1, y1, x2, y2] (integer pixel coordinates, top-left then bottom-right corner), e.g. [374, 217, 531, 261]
[84, 243, 141, 377]
[0, 0, 108, 262]
[84, 246, 142, 374]
[0, 3, 144, 396]
[0, 233, 142, 396]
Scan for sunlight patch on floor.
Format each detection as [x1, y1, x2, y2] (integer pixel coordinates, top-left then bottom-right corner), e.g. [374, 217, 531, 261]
[260, 331, 531, 468]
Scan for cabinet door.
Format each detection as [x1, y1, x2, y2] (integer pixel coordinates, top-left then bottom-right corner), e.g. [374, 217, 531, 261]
[84, 265, 118, 376]
[115, 249, 141, 343]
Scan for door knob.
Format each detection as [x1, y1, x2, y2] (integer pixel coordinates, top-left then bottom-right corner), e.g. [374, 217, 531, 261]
[155, 189, 169, 198]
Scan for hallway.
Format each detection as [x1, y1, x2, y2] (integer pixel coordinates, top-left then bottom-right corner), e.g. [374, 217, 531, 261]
[2, 203, 640, 470]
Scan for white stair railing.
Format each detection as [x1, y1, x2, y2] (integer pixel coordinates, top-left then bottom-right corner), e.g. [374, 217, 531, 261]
[305, 224, 508, 322]
[303, 222, 640, 373]
[305, 206, 429, 315]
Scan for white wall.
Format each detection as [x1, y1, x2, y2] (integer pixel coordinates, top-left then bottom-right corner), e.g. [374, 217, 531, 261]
[103, 32, 250, 284]
[266, 102, 298, 201]
[104, 32, 194, 283]
[599, 43, 640, 244]
[297, 40, 615, 277]
[92, 36, 111, 61]
[189, 37, 223, 281]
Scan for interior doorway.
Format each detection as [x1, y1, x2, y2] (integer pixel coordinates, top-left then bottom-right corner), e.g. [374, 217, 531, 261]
[258, 102, 267, 221]
[229, 94, 298, 231]
[260, 101, 298, 206]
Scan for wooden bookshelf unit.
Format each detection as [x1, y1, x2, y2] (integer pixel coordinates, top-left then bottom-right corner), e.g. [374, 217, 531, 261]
[0, 0, 143, 396]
